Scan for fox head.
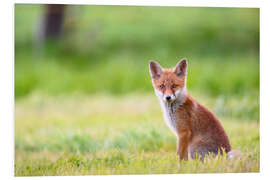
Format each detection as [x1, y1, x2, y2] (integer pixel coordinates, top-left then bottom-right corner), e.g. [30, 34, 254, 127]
[149, 58, 188, 103]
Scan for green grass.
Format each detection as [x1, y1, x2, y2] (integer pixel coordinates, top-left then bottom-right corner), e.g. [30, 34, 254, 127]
[14, 4, 259, 176]
[15, 56, 259, 98]
[15, 94, 259, 176]
[14, 5, 259, 98]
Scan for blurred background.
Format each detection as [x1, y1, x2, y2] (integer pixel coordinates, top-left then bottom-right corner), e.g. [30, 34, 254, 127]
[15, 4, 259, 98]
[14, 4, 260, 175]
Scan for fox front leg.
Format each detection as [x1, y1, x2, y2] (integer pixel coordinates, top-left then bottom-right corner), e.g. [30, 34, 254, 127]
[177, 130, 191, 161]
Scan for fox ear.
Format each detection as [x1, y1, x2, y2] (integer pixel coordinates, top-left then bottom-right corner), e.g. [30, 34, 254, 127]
[174, 58, 188, 77]
[149, 60, 163, 79]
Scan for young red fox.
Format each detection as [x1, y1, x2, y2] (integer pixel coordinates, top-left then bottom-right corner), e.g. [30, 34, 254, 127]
[149, 58, 240, 161]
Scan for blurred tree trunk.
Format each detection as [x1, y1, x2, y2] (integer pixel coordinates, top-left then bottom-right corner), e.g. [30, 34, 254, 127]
[44, 4, 66, 39]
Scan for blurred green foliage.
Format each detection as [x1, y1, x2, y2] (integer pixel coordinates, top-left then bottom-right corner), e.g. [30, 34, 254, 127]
[15, 5, 259, 98]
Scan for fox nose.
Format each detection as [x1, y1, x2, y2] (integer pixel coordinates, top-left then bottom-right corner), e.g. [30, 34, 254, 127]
[166, 96, 171, 101]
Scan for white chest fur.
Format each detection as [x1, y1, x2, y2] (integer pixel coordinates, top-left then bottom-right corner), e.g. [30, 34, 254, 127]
[159, 100, 182, 136]
[154, 88, 187, 136]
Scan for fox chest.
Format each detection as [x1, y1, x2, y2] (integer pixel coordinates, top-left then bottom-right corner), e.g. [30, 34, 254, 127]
[161, 103, 180, 136]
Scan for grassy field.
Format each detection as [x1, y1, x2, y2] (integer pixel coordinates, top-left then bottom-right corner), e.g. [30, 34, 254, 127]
[15, 93, 259, 176]
[14, 5, 259, 176]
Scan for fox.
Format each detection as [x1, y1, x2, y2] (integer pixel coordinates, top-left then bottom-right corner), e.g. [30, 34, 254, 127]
[149, 58, 241, 161]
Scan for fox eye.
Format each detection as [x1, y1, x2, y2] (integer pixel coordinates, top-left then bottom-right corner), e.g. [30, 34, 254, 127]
[172, 84, 178, 88]
[160, 84, 165, 89]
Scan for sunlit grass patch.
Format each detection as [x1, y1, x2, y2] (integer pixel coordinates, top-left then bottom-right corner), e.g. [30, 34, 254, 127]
[15, 94, 259, 176]
[15, 149, 259, 176]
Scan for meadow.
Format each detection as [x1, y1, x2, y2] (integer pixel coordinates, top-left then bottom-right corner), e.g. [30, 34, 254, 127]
[14, 5, 259, 176]
[15, 93, 259, 175]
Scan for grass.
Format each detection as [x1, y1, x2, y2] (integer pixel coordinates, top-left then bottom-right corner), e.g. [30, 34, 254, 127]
[14, 5, 259, 98]
[14, 4, 260, 176]
[15, 93, 259, 176]
[15, 56, 259, 99]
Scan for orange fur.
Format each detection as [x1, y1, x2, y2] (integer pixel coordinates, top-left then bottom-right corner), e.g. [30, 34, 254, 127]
[149, 59, 234, 161]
